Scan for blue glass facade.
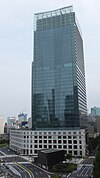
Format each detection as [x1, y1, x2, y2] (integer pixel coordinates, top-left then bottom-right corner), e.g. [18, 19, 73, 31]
[91, 107, 100, 116]
[32, 6, 87, 130]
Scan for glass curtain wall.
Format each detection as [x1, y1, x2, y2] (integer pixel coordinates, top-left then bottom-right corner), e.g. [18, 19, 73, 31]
[32, 6, 87, 130]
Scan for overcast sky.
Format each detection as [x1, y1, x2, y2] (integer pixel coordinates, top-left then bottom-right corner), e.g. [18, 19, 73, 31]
[0, 0, 100, 119]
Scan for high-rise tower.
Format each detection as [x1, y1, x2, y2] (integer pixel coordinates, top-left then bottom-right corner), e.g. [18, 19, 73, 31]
[9, 6, 87, 157]
[32, 6, 87, 130]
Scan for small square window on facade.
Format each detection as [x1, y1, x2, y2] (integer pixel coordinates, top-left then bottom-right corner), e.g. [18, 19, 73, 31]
[53, 132, 56, 134]
[48, 136, 52, 139]
[68, 140, 72, 144]
[63, 145, 67, 149]
[34, 150, 37, 154]
[58, 132, 61, 134]
[34, 145, 37, 148]
[39, 132, 42, 135]
[79, 140, 82, 144]
[39, 140, 42, 143]
[80, 145, 82, 149]
[69, 145, 72, 149]
[58, 140, 61, 144]
[53, 145, 57, 148]
[49, 145, 52, 148]
[63, 136, 66, 139]
[63, 140, 67, 144]
[58, 136, 61, 139]
[73, 140, 77, 144]
[58, 145, 62, 148]
[74, 145, 77, 149]
[73, 136, 77, 139]
[48, 140, 52, 143]
[53, 140, 57, 143]
[39, 136, 42, 139]
[48, 132, 51, 134]
[63, 132, 66, 134]
[68, 132, 71, 134]
[44, 145, 47, 148]
[68, 136, 71, 139]
[30, 150, 32, 154]
[44, 140, 47, 143]
[44, 136, 47, 139]
[73, 132, 76, 134]
[80, 151, 82, 155]
[34, 140, 37, 143]
[74, 150, 77, 155]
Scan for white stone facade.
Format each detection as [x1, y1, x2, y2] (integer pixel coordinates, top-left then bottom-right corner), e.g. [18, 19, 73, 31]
[10, 129, 86, 157]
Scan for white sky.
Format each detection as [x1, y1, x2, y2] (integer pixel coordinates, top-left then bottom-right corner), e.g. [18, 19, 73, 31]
[0, 0, 100, 118]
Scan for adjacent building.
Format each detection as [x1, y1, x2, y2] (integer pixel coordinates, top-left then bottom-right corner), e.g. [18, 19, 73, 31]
[10, 129, 85, 157]
[38, 149, 66, 170]
[91, 107, 100, 117]
[95, 116, 100, 135]
[0, 117, 4, 134]
[7, 117, 16, 126]
[91, 107, 100, 134]
[28, 117, 32, 129]
[5, 116, 18, 135]
[18, 113, 27, 124]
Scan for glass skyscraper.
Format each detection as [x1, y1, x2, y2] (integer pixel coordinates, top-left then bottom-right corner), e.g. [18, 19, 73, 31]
[32, 6, 87, 130]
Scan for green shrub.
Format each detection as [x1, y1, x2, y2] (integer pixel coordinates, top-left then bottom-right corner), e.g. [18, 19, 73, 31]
[0, 143, 8, 147]
[52, 163, 77, 173]
[51, 174, 60, 178]
[66, 163, 77, 173]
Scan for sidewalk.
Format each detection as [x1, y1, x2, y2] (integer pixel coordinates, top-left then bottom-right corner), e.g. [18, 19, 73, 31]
[19, 155, 34, 162]
[64, 158, 83, 164]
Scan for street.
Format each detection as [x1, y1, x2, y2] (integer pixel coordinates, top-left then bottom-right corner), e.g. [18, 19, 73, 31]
[12, 164, 32, 178]
[22, 163, 50, 178]
[2, 156, 29, 163]
[0, 147, 15, 155]
[82, 157, 95, 165]
[68, 165, 93, 178]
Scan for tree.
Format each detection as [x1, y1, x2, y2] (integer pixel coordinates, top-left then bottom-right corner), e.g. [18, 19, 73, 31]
[88, 135, 100, 155]
[65, 154, 72, 160]
[93, 145, 100, 178]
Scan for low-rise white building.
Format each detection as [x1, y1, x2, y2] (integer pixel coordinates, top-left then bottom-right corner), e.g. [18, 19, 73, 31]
[10, 129, 86, 157]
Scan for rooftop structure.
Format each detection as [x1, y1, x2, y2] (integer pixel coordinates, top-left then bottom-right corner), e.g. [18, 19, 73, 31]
[35, 6, 73, 19]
